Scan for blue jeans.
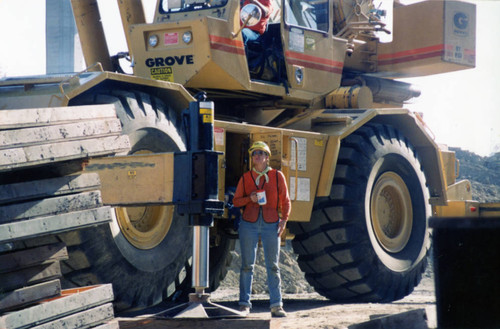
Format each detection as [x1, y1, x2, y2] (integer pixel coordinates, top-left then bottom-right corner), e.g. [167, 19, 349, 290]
[238, 211, 282, 308]
[241, 28, 260, 47]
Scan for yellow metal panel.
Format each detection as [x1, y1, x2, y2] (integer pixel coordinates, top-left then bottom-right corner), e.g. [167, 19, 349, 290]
[446, 180, 472, 202]
[316, 135, 340, 197]
[434, 200, 479, 218]
[440, 149, 458, 187]
[434, 201, 466, 218]
[84, 153, 174, 206]
[214, 126, 226, 204]
[280, 6, 346, 95]
[200, 16, 250, 89]
[128, 11, 250, 90]
[128, 19, 211, 84]
[282, 133, 328, 222]
[377, 1, 475, 78]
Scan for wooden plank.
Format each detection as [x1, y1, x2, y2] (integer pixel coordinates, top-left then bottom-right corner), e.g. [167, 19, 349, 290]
[0, 173, 101, 205]
[0, 105, 118, 129]
[118, 317, 277, 329]
[0, 135, 130, 171]
[0, 119, 122, 150]
[0, 261, 61, 292]
[0, 191, 103, 223]
[0, 284, 114, 329]
[31, 303, 114, 329]
[348, 309, 429, 329]
[0, 242, 68, 273]
[0, 206, 113, 243]
[0, 279, 61, 312]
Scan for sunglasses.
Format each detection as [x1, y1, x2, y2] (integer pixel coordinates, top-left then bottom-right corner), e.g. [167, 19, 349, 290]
[252, 150, 268, 156]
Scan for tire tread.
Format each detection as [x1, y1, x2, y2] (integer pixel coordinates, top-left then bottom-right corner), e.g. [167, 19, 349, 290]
[290, 123, 430, 303]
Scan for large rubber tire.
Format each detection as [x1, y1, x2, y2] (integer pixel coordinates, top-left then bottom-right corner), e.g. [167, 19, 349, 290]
[289, 123, 431, 303]
[59, 89, 233, 310]
[61, 89, 190, 310]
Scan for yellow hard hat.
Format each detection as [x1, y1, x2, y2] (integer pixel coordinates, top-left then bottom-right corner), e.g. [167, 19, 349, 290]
[249, 141, 271, 156]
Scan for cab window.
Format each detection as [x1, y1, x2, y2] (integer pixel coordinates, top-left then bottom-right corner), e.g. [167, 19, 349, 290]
[161, 0, 228, 13]
[285, 0, 329, 32]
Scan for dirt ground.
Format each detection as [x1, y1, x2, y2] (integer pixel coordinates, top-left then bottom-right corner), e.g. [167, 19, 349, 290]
[209, 274, 436, 329]
[121, 274, 436, 329]
[120, 242, 437, 328]
[202, 241, 437, 328]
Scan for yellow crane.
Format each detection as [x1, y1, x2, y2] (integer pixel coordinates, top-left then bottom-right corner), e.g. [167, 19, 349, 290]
[0, 0, 482, 312]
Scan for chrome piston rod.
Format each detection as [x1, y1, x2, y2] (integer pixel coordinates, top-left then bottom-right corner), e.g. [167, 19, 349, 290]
[192, 225, 209, 293]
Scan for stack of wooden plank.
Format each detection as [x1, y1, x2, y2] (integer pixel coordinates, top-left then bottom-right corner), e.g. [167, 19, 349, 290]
[0, 104, 129, 243]
[0, 243, 67, 311]
[0, 282, 117, 329]
[0, 104, 130, 172]
[0, 222, 118, 329]
[0, 173, 112, 243]
[0, 104, 130, 328]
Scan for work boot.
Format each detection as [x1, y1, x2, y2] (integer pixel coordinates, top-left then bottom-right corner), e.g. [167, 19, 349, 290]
[271, 306, 287, 317]
[239, 305, 250, 315]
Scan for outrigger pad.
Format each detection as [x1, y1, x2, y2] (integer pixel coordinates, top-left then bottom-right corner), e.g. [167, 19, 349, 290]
[154, 293, 246, 319]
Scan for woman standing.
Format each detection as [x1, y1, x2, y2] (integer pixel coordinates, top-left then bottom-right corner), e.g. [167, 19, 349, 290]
[233, 141, 291, 317]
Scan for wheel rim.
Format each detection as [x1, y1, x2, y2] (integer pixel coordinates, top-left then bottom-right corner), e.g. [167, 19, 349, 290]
[115, 150, 174, 250]
[115, 205, 173, 250]
[370, 171, 413, 253]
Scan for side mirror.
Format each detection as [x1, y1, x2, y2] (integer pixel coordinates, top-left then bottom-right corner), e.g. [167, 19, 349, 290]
[240, 4, 262, 27]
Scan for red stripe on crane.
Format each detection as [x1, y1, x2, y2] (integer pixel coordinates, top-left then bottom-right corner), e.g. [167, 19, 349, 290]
[378, 44, 445, 66]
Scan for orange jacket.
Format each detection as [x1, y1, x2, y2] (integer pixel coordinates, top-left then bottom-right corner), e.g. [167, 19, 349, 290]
[233, 169, 291, 223]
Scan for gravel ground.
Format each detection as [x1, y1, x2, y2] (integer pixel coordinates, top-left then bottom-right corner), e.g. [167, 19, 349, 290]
[120, 241, 437, 328]
[210, 273, 436, 329]
[209, 241, 437, 329]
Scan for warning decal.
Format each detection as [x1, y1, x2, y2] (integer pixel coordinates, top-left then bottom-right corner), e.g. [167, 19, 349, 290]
[164, 32, 178, 45]
[290, 177, 310, 201]
[200, 108, 213, 124]
[150, 67, 174, 82]
[214, 127, 224, 146]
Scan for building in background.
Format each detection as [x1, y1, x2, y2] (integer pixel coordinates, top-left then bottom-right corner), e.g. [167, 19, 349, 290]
[46, 0, 83, 74]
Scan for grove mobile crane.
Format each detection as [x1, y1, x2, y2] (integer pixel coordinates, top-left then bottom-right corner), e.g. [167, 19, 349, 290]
[0, 0, 477, 311]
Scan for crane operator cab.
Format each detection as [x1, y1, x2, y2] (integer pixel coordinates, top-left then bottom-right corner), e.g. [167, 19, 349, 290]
[137, 0, 387, 97]
[238, 0, 333, 85]
[238, 1, 284, 82]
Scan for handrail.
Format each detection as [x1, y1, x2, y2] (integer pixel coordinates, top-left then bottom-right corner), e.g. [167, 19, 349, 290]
[232, 12, 253, 38]
[58, 62, 104, 101]
[414, 111, 436, 141]
[291, 137, 299, 201]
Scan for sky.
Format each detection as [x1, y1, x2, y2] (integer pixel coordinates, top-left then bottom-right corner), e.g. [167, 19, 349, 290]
[0, 0, 498, 156]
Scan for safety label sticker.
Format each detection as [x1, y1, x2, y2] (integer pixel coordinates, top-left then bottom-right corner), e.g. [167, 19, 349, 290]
[150, 67, 174, 82]
[290, 137, 307, 171]
[164, 32, 178, 45]
[200, 108, 213, 124]
[214, 127, 224, 146]
[290, 177, 310, 202]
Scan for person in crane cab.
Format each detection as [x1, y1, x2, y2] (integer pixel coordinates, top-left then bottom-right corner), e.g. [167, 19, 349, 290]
[233, 141, 291, 317]
[240, 0, 273, 46]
